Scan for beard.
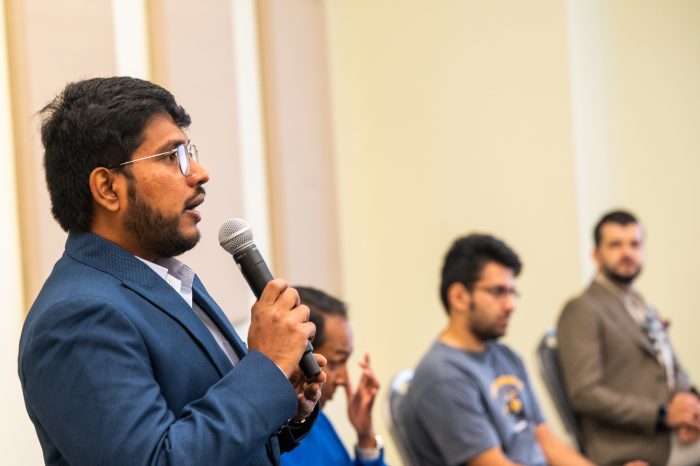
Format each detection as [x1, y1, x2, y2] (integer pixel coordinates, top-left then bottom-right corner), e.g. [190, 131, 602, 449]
[602, 262, 642, 285]
[469, 301, 506, 342]
[123, 178, 201, 258]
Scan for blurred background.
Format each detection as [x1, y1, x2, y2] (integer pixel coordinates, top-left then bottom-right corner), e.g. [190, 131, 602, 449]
[2, 0, 699, 464]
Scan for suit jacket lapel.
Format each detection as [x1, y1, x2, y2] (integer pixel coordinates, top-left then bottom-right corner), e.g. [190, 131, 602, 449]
[65, 231, 235, 377]
[193, 276, 249, 360]
[123, 277, 236, 377]
[587, 281, 657, 359]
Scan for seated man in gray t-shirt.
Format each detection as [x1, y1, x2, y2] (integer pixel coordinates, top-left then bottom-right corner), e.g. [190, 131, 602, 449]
[398, 234, 597, 466]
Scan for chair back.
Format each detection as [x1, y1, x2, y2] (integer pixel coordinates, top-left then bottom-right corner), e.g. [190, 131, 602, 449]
[535, 328, 585, 452]
[385, 369, 420, 466]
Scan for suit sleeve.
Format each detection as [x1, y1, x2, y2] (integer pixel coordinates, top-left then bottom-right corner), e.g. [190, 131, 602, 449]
[277, 402, 320, 453]
[556, 298, 659, 434]
[20, 296, 298, 466]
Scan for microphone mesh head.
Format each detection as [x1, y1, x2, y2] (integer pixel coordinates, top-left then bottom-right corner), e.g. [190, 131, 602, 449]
[218, 218, 254, 254]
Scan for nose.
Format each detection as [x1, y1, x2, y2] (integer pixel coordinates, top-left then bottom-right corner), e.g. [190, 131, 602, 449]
[503, 294, 517, 313]
[187, 157, 209, 185]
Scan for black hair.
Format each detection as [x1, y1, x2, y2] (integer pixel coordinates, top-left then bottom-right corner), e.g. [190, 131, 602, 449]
[439, 233, 522, 313]
[40, 76, 191, 232]
[296, 286, 347, 348]
[593, 210, 639, 247]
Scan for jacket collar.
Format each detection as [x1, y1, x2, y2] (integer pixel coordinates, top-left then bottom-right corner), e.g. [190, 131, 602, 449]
[587, 280, 657, 358]
[65, 231, 248, 374]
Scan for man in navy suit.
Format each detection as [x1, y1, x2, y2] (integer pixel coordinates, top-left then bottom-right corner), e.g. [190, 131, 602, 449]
[18, 76, 325, 466]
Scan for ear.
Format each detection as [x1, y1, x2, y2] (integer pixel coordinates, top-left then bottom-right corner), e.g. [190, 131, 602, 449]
[446, 282, 471, 315]
[89, 167, 124, 213]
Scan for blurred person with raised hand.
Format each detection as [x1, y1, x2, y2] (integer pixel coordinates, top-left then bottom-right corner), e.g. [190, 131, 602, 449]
[281, 286, 387, 466]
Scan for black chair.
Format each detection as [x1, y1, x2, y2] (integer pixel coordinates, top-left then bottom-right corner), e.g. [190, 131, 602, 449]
[385, 369, 420, 466]
[535, 328, 585, 453]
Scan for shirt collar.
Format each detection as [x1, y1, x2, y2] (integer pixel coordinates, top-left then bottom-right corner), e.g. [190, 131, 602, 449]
[137, 256, 195, 306]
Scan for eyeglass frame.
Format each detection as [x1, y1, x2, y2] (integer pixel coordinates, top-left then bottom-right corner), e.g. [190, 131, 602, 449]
[111, 143, 198, 177]
[473, 285, 520, 299]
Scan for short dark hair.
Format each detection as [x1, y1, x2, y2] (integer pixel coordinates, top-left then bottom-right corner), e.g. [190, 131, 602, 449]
[296, 286, 347, 348]
[40, 76, 191, 232]
[593, 210, 639, 247]
[439, 234, 522, 313]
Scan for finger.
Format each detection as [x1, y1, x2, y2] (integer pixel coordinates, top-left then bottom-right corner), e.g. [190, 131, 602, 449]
[278, 286, 301, 310]
[358, 352, 370, 370]
[300, 321, 316, 341]
[287, 286, 302, 306]
[258, 278, 288, 305]
[313, 353, 327, 371]
[303, 383, 322, 403]
[357, 370, 371, 393]
[289, 366, 303, 387]
[290, 304, 311, 324]
[311, 367, 327, 385]
[345, 374, 354, 400]
[364, 367, 380, 389]
[679, 430, 693, 445]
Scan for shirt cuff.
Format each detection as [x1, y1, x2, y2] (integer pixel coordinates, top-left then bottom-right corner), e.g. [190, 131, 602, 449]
[355, 434, 383, 461]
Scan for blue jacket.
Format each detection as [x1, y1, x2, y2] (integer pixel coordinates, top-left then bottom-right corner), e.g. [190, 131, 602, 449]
[19, 232, 316, 465]
[281, 412, 386, 466]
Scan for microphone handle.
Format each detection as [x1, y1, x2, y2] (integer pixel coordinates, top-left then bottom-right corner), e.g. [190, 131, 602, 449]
[234, 246, 321, 378]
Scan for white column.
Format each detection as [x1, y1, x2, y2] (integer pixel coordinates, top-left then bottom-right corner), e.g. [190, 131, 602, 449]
[0, 1, 43, 462]
[566, 0, 622, 282]
[112, 0, 151, 79]
[229, 0, 271, 336]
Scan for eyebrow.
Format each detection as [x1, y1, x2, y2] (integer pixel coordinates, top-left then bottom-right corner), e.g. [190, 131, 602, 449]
[153, 138, 190, 154]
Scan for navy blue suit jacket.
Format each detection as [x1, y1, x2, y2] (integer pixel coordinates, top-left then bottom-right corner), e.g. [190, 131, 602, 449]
[19, 232, 315, 465]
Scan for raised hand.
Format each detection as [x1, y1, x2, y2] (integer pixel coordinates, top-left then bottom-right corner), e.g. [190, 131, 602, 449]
[667, 392, 700, 430]
[345, 353, 380, 448]
[677, 425, 700, 445]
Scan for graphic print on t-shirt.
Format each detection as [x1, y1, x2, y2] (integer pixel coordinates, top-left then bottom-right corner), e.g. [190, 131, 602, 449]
[490, 374, 528, 432]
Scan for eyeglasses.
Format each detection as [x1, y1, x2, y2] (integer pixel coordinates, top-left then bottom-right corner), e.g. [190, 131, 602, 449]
[474, 285, 520, 299]
[114, 143, 198, 176]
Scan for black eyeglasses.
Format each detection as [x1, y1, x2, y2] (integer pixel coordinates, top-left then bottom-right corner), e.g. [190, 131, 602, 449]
[474, 285, 520, 299]
[114, 143, 198, 176]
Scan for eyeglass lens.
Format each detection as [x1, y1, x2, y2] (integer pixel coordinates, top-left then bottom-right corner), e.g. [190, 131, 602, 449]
[176, 144, 198, 176]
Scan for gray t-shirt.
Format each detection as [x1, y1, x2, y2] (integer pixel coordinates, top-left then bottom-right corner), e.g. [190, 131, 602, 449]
[398, 341, 547, 466]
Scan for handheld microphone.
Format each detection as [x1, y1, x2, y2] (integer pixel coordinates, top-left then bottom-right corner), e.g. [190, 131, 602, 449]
[218, 218, 321, 378]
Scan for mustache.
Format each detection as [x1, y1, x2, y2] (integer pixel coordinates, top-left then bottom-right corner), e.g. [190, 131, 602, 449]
[184, 185, 206, 208]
